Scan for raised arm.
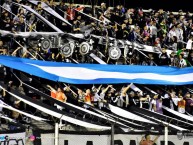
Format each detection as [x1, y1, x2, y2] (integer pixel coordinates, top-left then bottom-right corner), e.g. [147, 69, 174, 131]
[102, 85, 111, 94]
[122, 83, 133, 94]
[152, 135, 160, 144]
[47, 85, 56, 93]
[62, 93, 67, 103]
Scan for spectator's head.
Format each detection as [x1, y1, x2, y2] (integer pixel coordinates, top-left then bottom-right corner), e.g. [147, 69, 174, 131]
[145, 133, 151, 141]
[92, 86, 97, 93]
[0, 40, 3, 47]
[19, 9, 24, 15]
[78, 89, 83, 95]
[170, 52, 176, 58]
[86, 89, 91, 94]
[161, 19, 166, 24]
[178, 54, 184, 60]
[129, 91, 135, 97]
[154, 94, 159, 99]
[19, 16, 24, 23]
[176, 23, 181, 29]
[37, 2, 41, 8]
[178, 94, 183, 100]
[123, 19, 128, 24]
[162, 48, 166, 53]
[57, 87, 62, 92]
[3, 11, 9, 17]
[170, 25, 175, 31]
[172, 18, 177, 24]
[185, 92, 191, 98]
[77, 15, 81, 20]
[101, 2, 106, 9]
[178, 9, 183, 15]
[138, 10, 143, 17]
[190, 51, 193, 57]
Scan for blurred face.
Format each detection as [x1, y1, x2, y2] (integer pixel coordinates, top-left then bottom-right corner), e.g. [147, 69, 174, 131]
[78, 89, 82, 94]
[0, 41, 3, 47]
[179, 54, 182, 59]
[130, 93, 135, 97]
[20, 9, 24, 14]
[4, 12, 8, 17]
[124, 19, 128, 24]
[173, 19, 176, 24]
[86, 89, 91, 94]
[20, 17, 24, 23]
[129, 18, 132, 23]
[179, 16, 184, 20]
[122, 24, 126, 29]
[77, 16, 81, 20]
[154, 95, 158, 99]
[38, 4, 41, 8]
[146, 135, 151, 140]
[186, 93, 191, 98]
[162, 48, 166, 53]
[57, 88, 62, 92]
[110, 88, 115, 93]
[177, 24, 181, 28]
[190, 52, 193, 57]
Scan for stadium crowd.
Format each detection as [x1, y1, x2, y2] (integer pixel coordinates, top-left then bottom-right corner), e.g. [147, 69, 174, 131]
[0, 0, 193, 125]
[0, 0, 193, 66]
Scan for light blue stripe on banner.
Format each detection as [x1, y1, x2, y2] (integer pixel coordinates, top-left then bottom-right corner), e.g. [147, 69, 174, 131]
[0, 55, 193, 85]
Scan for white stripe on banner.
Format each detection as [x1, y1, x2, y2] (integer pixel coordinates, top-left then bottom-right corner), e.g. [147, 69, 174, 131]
[17, 3, 63, 32]
[0, 30, 63, 38]
[93, 108, 143, 127]
[65, 102, 128, 127]
[0, 113, 17, 123]
[136, 111, 187, 131]
[89, 53, 107, 64]
[109, 104, 156, 124]
[0, 86, 111, 130]
[29, 63, 193, 83]
[29, 1, 72, 26]
[0, 102, 47, 122]
[162, 106, 193, 122]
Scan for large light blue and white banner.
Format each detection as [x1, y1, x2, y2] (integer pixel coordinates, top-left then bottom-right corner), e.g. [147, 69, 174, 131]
[0, 55, 193, 85]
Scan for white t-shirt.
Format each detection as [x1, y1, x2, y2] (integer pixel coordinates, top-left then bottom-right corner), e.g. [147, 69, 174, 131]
[172, 97, 181, 106]
[179, 59, 187, 68]
[178, 107, 185, 114]
[93, 93, 100, 102]
[0, 100, 4, 112]
[186, 39, 193, 50]
[149, 99, 156, 112]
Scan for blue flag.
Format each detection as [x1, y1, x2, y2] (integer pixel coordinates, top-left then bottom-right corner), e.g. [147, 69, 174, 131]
[0, 55, 193, 85]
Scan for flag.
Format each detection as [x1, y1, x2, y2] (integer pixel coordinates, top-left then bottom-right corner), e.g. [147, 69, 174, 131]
[0, 55, 193, 85]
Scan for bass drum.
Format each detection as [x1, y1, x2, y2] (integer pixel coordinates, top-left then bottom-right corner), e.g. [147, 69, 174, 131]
[79, 42, 90, 55]
[108, 47, 121, 60]
[41, 38, 51, 51]
[60, 41, 75, 58]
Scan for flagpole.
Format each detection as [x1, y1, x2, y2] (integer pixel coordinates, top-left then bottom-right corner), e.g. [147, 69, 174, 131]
[13, 39, 38, 60]
[55, 123, 59, 145]
[164, 125, 168, 145]
[111, 123, 115, 145]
